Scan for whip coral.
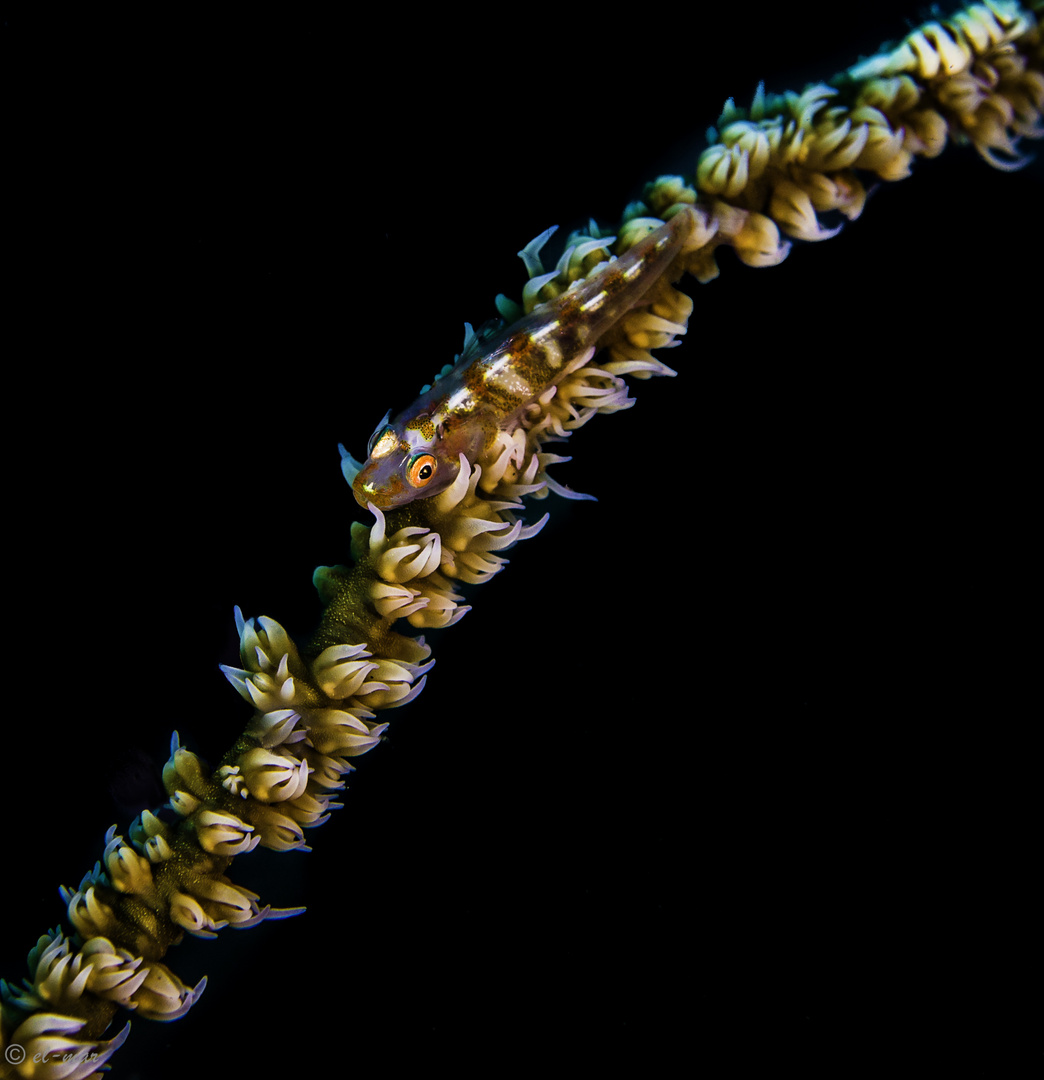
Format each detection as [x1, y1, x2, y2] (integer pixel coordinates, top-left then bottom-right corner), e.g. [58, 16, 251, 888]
[3, 4, 1040, 1075]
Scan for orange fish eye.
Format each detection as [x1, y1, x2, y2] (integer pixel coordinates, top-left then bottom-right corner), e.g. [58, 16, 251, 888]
[406, 453, 437, 488]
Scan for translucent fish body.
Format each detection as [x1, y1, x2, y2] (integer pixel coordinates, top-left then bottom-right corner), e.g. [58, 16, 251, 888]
[352, 208, 697, 509]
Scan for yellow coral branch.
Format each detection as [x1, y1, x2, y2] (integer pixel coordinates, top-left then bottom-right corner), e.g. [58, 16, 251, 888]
[3, 4, 1040, 1075]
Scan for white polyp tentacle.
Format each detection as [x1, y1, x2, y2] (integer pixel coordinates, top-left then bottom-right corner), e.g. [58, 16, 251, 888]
[370, 581, 429, 619]
[375, 526, 442, 583]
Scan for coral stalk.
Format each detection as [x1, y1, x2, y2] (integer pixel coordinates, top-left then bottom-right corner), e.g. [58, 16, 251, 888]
[3, 4, 1040, 1075]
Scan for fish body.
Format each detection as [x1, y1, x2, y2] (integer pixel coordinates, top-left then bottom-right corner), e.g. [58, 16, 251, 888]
[352, 208, 697, 509]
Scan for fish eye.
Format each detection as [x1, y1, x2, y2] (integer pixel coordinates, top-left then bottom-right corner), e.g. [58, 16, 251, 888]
[406, 453, 437, 488]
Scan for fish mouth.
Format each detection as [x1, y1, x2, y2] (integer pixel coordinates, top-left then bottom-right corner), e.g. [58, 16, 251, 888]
[352, 464, 404, 510]
[352, 479, 388, 509]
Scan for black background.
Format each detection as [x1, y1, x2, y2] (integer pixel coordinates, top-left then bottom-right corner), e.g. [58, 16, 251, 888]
[2, 4, 1040, 1076]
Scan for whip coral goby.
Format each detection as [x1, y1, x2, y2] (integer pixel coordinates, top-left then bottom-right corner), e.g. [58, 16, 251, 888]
[348, 209, 701, 509]
[3, 4, 1041, 1075]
